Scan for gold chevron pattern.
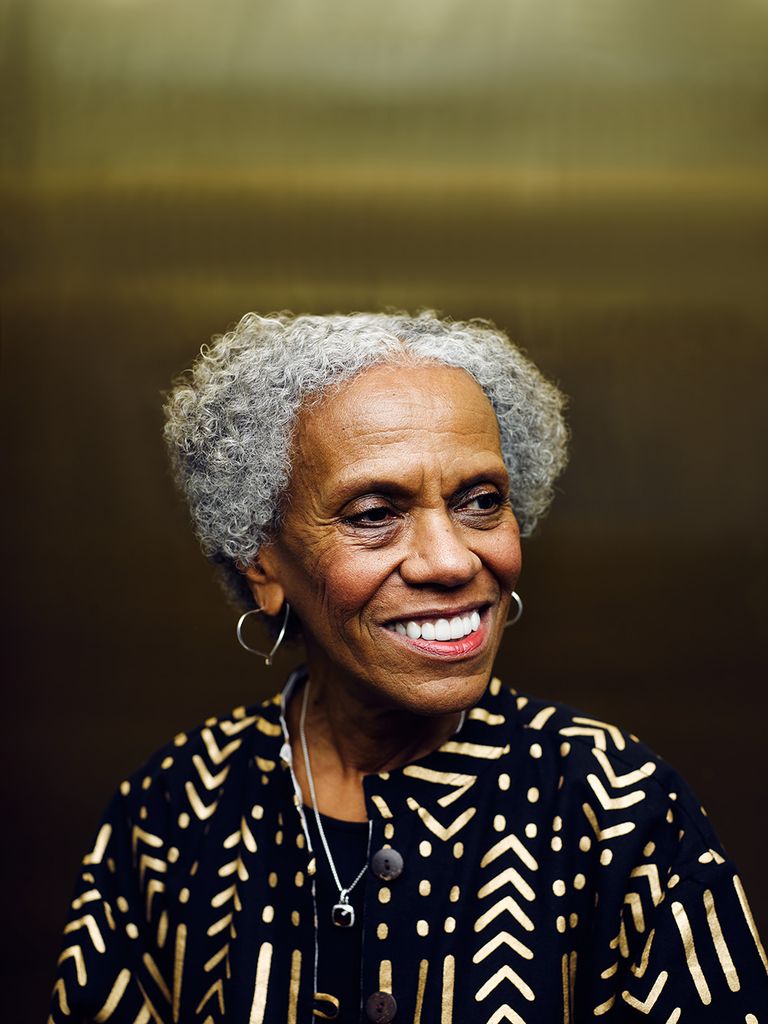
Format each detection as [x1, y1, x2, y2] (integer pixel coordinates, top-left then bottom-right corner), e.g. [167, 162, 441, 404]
[473, 826, 538, 1010]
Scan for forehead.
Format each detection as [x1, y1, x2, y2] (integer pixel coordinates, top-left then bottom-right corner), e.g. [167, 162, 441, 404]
[291, 362, 504, 491]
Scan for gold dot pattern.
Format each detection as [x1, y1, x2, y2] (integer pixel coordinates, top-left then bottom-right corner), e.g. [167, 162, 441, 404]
[551, 836, 563, 852]
[384, 823, 395, 839]
[179, 888, 190, 904]
[600, 849, 613, 866]
[574, 873, 586, 890]
[419, 879, 431, 896]
[119, 780, 130, 796]
[178, 812, 190, 829]
[419, 840, 432, 857]
[556, 915, 566, 933]
[417, 920, 429, 937]
[579, 836, 591, 852]
[527, 787, 540, 803]
[493, 814, 506, 832]
[378, 887, 391, 904]
[453, 842, 464, 859]
[525, 823, 537, 839]
[268, 872, 278, 888]
[529, 742, 542, 759]
[498, 773, 511, 791]
[294, 871, 304, 887]
[161, 755, 174, 770]
[125, 923, 139, 939]
[449, 885, 460, 902]
[377, 923, 388, 939]
[262, 905, 274, 923]
[444, 917, 456, 933]
[553, 879, 566, 896]
[291, 911, 300, 926]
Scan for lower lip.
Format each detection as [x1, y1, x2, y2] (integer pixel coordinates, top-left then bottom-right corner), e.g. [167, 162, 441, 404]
[385, 619, 488, 660]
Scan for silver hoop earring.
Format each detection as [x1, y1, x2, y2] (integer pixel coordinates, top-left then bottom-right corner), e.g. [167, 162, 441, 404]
[236, 602, 291, 666]
[504, 591, 523, 629]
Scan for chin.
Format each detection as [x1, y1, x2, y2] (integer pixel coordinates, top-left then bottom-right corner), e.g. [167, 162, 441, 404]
[390, 666, 493, 718]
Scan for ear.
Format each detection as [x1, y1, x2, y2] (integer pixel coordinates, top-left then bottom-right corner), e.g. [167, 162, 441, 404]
[240, 552, 286, 617]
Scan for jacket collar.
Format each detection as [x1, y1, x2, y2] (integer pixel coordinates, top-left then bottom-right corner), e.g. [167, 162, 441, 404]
[258, 665, 519, 822]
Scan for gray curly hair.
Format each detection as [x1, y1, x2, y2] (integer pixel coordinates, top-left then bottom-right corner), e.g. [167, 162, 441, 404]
[163, 311, 568, 611]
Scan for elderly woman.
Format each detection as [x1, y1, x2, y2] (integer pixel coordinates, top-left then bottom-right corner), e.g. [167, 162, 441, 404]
[51, 312, 766, 1023]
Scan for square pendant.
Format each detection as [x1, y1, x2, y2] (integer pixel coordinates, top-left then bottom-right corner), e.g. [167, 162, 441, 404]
[332, 902, 355, 928]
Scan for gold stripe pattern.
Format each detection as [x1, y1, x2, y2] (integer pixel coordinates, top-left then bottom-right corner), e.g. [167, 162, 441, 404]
[703, 888, 740, 992]
[93, 969, 131, 1021]
[379, 959, 392, 993]
[733, 875, 768, 971]
[671, 902, 712, 1005]
[172, 923, 186, 1022]
[414, 959, 428, 1024]
[441, 955, 455, 1024]
[287, 949, 301, 1024]
[249, 942, 274, 1024]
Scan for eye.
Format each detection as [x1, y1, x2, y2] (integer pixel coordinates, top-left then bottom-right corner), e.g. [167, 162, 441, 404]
[345, 504, 396, 527]
[461, 491, 503, 512]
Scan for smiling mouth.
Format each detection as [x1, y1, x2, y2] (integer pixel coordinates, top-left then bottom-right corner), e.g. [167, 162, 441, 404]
[387, 609, 482, 642]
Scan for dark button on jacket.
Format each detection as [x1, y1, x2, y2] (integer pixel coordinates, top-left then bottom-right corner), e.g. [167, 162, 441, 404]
[370, 847, 404, 881]
[364, 991, 397, 1022]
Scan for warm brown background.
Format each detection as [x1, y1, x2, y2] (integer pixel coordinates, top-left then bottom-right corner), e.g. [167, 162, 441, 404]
[3, 0, 767, 1016]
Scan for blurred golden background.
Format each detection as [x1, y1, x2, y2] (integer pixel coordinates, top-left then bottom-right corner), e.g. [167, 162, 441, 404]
[3, 0, 767, 1013]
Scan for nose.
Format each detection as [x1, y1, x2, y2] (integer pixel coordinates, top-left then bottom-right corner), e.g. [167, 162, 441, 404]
[398, 510, 482, 589]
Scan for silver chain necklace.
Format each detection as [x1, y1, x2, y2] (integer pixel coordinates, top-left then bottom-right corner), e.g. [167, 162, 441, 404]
[299, 679, 372, 928]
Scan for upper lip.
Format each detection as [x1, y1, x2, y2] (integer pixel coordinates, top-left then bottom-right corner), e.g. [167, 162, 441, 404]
[383, 602, 489, 624]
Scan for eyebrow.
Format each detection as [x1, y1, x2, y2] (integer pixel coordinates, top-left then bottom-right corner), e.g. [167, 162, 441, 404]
[328, 465, 509, 508]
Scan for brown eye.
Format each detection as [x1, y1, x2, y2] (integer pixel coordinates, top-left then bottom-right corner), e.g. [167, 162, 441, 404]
[463, 492, 502, 512]
[346, 505, 395, 526]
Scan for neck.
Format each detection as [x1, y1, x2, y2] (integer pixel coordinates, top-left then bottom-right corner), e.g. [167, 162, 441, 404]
[286, 665, 462, 819]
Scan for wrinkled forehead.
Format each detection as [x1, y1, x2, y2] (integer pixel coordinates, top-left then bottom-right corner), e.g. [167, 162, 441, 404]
[289, 361, 504, 495]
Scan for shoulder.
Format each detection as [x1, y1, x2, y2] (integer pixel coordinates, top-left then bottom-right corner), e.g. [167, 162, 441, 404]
[494, 682, 728, 874]
[114, 691, 285, 835]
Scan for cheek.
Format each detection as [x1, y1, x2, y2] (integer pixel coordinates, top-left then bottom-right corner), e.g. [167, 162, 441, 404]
[481, 524, 522, 590]
[293, 541, 394, 628]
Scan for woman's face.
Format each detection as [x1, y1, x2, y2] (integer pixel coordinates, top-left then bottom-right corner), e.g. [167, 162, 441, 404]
[254, 361, 522, 716]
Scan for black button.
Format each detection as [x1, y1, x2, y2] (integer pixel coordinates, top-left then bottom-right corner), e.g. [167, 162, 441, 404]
[370, 848, 404, 881]
[365, 991, 397, 1022]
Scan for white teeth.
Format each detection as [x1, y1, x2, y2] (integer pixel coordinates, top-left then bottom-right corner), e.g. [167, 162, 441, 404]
[435, 618, 451, 641]
[390, 610, 483, 642]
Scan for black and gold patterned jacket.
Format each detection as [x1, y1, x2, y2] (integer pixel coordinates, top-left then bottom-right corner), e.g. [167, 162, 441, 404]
[51, 670, 768, 1022]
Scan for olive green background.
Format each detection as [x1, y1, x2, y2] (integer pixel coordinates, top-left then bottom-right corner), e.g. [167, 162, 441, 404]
[3, 0, 767, 1015]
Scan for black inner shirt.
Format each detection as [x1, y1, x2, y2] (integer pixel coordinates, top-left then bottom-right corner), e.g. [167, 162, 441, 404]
[304, 808, 370, 1023]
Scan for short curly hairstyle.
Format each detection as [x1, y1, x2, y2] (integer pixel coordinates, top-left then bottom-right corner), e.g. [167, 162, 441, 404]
[163, 311, 569, 611]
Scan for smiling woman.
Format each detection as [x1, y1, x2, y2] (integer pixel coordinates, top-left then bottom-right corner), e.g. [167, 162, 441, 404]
[50, 312, 767, 1022]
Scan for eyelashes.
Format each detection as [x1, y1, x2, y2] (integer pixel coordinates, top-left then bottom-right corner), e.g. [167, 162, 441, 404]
[343, 490, 506, 529]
